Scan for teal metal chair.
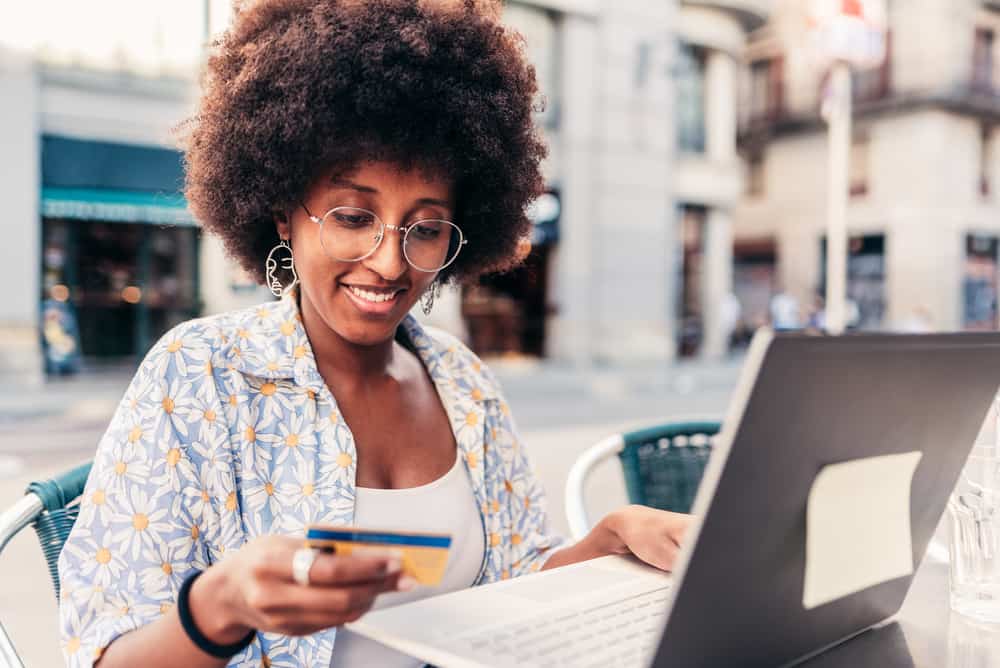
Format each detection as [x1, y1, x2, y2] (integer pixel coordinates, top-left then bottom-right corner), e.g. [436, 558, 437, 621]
[0, 462, 92, 668]
[565, 420, 722, 540]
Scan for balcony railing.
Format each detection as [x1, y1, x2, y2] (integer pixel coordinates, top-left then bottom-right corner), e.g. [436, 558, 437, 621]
[738, 79, 1000, 143]
[681, 0, 772, 31]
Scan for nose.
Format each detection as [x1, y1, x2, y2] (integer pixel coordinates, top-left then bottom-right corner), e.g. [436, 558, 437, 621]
[363, 225, 408, 281]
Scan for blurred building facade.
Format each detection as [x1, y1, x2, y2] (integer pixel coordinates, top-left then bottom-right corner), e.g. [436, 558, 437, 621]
[672, 0, 770, 358]
[737, 0, 1000, 334]
[446, 0, 771, 363]
[0, 52, 271, 384]
[0, 0, 773, 382]
[444, 0, 683, 365]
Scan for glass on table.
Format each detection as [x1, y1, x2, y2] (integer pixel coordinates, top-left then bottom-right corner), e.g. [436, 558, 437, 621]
[948, 610, 1000, 668]
[948, 440, 1000, 623]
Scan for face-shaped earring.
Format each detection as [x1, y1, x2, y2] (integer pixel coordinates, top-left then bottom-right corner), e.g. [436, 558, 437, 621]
[420, 280, 443, 315]
[265, 239, 299, 297]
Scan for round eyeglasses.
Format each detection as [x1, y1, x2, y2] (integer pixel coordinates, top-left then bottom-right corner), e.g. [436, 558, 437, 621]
[302, 204, 467, 273]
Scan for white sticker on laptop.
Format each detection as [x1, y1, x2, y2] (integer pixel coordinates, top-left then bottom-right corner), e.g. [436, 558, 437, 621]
[803, 451, 923, 610]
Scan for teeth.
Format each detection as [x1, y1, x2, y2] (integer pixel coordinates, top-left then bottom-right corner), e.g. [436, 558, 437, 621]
[349, 286, 399, 304]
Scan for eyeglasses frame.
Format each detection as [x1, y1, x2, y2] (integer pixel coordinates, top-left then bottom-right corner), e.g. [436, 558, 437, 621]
[299, 203, 468, 273]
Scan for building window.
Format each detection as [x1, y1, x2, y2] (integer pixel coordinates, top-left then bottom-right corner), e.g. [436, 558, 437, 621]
[675, 42, 707, 153]
[42, 219, 200, 361]
[746, 151, 766, 197]
[819, 234, 886, 330]
[973, 27, 995, 93]
[748, 55, 784, 123]
[981, 122, 993, 198]
[849, 133, 870, 197]
[677, 205, 707, 356]
[504, 3, 561, 129]
[733, 239, 777, 346]
[965, 234, 999, 330]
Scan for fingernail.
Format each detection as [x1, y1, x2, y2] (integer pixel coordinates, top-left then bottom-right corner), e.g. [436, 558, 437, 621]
[397, 575, 418, 592]
[386, 558, 402, 574]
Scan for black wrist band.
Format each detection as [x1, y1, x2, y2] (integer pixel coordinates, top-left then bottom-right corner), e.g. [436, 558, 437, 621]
[178, 570, 256, 659]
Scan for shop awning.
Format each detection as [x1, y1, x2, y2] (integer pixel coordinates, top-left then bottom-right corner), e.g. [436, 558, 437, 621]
[41, 187, 196, 226]
[41, 135, 193, 226]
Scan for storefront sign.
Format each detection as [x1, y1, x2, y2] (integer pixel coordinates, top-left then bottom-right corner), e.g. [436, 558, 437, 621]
[41, 187, 196, 226]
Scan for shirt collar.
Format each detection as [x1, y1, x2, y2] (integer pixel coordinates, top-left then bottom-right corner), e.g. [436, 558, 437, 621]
[226, 294, 498, 403]
[400, 314, 500, 403]
[224, 294, 323, 392]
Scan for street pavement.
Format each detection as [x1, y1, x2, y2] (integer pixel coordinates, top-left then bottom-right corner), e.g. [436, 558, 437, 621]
[0, 355, 742, 666]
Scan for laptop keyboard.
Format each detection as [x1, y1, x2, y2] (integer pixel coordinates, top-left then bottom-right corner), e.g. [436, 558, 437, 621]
[452, 586, 672, 667]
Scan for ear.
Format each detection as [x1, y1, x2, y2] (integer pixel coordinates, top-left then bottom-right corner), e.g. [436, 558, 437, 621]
[274, 209, 292, 240]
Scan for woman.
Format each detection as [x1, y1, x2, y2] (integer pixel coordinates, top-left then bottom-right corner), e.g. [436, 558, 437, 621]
[58, 1, 690, 666]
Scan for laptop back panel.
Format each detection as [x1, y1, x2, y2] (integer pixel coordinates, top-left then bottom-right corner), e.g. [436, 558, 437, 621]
[653, 333, 1000, 668]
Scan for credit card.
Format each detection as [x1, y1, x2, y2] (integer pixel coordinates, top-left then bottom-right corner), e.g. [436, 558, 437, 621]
[305, 525, 453, 586]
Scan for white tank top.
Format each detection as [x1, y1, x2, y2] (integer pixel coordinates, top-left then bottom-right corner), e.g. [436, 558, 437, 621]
[329, 453, 486, 667]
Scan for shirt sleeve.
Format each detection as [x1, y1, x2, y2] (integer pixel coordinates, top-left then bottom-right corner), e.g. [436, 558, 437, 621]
[58, 327, 220, 667]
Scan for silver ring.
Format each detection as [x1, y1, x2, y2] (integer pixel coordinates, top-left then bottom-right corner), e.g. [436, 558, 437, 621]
[292, 547, 319, 587]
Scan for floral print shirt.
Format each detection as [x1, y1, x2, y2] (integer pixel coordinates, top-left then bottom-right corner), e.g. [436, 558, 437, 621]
[58, 295, 564, 667]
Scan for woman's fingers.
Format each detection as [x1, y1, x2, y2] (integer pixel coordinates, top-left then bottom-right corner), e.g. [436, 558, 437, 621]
[666, 511, 692, 545]
[234, 537, 414, 636]
[251, 576, 403, 634]
[307, 551, 402, 587]
[635, 538, 679, 572]
[613, 506, 692, 571]
[251, 537, 401, 586]
[270, 579, 388, 615]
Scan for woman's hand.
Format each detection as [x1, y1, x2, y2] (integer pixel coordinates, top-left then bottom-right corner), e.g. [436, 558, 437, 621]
[190, 535, 408, 642]
[544, 505, 692, 573]
[599, 505, 692, 571]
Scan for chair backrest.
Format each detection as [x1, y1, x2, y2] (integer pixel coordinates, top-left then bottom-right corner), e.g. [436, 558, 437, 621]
[26, 462, 92, 599]
[617, 421, 721, 514]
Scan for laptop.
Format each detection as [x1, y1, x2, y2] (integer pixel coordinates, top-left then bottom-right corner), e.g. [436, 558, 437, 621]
[348, 329, 1000, 667]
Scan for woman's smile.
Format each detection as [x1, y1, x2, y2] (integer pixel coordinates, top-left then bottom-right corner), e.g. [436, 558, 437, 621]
[341, 282, 409, 316]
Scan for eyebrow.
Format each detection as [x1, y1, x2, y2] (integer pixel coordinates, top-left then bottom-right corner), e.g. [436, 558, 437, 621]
[329, 178, 452, 209]
[329, 178, 378, 194]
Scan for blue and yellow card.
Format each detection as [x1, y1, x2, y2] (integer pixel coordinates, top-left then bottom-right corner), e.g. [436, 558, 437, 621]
[305, 526, 453, 586]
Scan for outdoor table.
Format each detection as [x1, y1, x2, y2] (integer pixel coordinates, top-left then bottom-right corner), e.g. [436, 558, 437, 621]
[803, 558, 1000, 667]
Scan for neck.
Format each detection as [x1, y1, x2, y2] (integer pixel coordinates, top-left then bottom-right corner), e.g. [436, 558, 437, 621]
[297, 292, 400, 384]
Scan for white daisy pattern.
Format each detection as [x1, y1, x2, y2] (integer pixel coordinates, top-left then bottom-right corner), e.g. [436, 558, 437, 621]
[148, 375, 199, 440]
[76, 484, 115, 530]
[258, 412, 317, 468]
[95, 440, 151, 496]
[109, 486, 172, 562]
[59, 294, 565, 667]
[60, 528, 127, 590]
[243, 466, 288, 520]
[138, 541, 187, 598]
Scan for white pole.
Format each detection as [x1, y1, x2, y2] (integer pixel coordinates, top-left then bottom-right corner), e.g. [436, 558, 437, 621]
[825, 61, 852, 335]
[204, 0, 212, 45]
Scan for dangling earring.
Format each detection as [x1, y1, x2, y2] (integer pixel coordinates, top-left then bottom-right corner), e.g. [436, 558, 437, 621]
[421, 281, 443, 315]
[265, 239, 298, 297]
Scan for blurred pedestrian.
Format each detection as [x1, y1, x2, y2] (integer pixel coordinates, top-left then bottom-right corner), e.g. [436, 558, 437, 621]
[895, 305, 934, 333]
[722, 292, 742, 352]
[806, 294, 826, 332]
[770, 286, 801, 331]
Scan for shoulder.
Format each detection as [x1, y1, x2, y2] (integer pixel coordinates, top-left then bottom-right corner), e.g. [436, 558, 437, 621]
[417, 322, 503, 397]
[137, 301, 278, 377]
